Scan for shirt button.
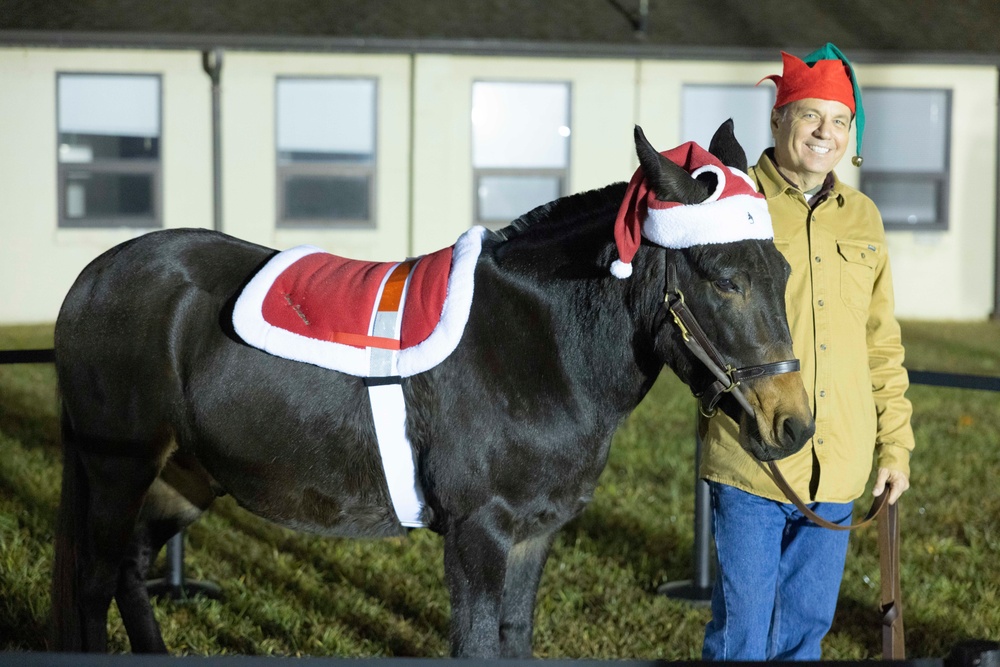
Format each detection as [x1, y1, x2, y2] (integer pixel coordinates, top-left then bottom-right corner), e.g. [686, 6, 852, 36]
[815, 256, 822, 263]
[817, 438, 824, 445]
[819, 390, 826, 397]
[818, 299, 825, 307]
[820, 344, 827, 351]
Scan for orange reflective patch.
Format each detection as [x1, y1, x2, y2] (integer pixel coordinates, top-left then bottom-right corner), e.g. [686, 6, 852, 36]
[378, 261, 414, 312]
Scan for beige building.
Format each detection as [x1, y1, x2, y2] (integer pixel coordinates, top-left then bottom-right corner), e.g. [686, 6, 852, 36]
[1, 1, 998, 323]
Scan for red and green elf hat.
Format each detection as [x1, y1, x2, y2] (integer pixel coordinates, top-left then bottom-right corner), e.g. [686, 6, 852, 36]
[760, 42, 866, 166]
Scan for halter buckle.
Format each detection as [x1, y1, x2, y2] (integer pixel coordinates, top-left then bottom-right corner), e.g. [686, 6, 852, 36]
[667, 290, 691, 342]
[721, 364, 740, 393]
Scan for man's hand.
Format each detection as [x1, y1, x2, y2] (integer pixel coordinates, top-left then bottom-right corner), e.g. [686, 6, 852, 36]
[873, 467, 910, 505]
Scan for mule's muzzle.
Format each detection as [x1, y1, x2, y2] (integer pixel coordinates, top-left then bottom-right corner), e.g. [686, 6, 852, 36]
[736, 373, 814, 462]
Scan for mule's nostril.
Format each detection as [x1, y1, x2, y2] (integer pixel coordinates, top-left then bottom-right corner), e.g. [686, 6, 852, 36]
[782, 417, 797, 442]
[778, 415, 816, 450]
[780, 416, 809, 447]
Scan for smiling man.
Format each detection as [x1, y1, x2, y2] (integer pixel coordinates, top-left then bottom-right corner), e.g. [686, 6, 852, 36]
[698, 44, 915, 660]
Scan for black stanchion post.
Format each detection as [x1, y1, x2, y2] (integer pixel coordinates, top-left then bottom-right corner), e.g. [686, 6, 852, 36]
[146, 532, 222, 601]
[657, 411, 713, 605]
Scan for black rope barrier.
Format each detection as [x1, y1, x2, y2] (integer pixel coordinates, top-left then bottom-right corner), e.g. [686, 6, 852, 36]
[907, 370, 1000, 392]
[0, 348, 54, 364]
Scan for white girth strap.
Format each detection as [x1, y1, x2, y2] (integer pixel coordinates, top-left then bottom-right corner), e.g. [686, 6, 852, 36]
[365, 261, 427, 528]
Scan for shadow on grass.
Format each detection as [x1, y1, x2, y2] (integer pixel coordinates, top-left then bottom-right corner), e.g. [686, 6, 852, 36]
[561, 500, 697, 590]
[195, 503, 449, 655]
[0, 604, 50, 651]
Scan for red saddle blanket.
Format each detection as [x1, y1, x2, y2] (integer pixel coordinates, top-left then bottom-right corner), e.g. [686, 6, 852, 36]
[233, 227, 485, 377]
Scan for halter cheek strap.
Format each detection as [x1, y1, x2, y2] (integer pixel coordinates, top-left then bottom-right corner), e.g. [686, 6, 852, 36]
[662, 261, 799, 418]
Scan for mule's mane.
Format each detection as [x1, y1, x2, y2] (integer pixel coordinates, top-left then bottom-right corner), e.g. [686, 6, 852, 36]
[492, 182, 627, 242]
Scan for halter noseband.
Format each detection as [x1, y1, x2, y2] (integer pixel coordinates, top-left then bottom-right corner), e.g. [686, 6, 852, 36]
[664, 262, 800, 419]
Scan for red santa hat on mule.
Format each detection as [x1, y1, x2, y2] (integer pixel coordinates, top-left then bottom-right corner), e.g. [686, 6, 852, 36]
[610, 141, 774, 279]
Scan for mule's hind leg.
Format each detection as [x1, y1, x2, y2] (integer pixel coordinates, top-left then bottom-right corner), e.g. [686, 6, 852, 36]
[499, 531, 557, 658]
[114, 454, 218, 652]
[74, 451, 162, 652]
[114, 521, 171, 652]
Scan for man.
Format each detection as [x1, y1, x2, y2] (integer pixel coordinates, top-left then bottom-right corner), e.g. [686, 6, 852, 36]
[699, 43, 915, 660]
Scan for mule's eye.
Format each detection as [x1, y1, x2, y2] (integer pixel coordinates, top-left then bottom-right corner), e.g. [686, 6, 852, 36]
[714, 278, 739, 293]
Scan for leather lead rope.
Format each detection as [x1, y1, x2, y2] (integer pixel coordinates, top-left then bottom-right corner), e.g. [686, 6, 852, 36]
[880, 500, 905, 659]
[767, 461, 888, 531]
[766, 426, 904, 659]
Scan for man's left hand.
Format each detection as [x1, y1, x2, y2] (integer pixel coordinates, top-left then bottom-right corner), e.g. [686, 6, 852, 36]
[873, 468, 910, 505]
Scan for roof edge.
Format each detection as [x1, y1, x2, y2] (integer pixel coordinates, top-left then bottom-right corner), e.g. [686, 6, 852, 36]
[2, 29, 1000, 67]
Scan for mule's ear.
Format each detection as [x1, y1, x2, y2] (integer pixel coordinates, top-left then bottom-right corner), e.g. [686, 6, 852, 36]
[708, 118, 749, 173]
[634, 125, 711, 205]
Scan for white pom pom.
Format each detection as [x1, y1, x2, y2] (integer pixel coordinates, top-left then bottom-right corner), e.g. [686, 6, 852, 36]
[610, 259, 633, 279]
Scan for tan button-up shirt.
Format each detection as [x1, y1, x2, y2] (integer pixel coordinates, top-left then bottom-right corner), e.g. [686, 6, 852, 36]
[699, 151, 915, 503]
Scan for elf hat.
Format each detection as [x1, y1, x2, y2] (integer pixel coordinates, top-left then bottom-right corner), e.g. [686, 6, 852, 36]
[759, 42, 866, 166]
[610, 141, 773, 279]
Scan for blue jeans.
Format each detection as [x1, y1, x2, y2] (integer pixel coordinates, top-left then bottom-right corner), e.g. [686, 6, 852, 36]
[702, 481, 853, 661]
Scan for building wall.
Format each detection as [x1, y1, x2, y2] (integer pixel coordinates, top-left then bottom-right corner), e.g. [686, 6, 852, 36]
[858, 64, 997, 321]
[0, 47, 996, 323]
[0, 47, 212, 324]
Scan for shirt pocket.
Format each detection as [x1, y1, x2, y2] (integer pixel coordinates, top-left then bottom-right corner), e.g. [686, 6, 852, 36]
[836, 239, 879, 311]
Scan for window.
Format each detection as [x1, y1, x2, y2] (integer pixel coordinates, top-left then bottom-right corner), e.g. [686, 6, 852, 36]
[681, 85, 776, 166]
[861, 89, 951, 230]
[57, 73, 161, 228]
[276, 77, 377, 228]
[471, 81, 571, 225]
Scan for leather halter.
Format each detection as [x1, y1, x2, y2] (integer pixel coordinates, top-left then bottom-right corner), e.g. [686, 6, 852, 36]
[663, 261, 799, 419]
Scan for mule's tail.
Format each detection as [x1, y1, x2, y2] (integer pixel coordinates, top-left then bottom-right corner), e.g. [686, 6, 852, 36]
[51, 406, 85, 651]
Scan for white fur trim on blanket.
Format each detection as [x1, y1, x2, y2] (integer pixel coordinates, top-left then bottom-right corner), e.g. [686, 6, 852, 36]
[233, 226, 486, 378]
[396, 226, 484, 377]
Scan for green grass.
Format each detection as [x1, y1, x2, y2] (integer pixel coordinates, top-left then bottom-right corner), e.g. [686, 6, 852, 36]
[1, 320, 998, 657]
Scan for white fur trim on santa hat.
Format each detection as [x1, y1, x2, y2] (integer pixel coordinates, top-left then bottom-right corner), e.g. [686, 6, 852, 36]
[727, 166, 758, 192]
[643, 193, 773, 249]
[610, 259, 633, 279]
[690, 164, 726, 203]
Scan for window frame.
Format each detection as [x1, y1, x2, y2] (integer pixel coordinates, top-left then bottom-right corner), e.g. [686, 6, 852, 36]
[859, 87, 952, 232]
[55, 72, 163, 230]
[471, 79, 572, 228]
[274, 75, 378, 230]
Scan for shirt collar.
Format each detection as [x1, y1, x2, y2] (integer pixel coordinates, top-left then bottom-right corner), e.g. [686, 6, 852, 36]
[754, 149, 841, 208]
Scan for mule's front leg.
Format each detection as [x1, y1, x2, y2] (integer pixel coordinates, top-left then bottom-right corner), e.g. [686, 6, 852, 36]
[499, 531, 557, 658]
[443, 503, 514, 658]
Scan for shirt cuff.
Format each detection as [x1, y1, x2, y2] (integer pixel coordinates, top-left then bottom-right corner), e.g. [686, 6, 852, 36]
[875, 443, 911, 478]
